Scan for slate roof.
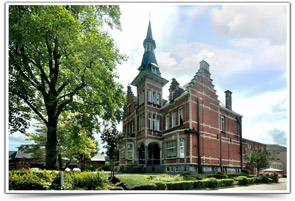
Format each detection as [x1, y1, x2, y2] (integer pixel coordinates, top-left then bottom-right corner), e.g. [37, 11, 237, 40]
[9, 151, 17, 160]
[266, 144, 287, 151]
[91, 152, 106, 162]
[15, 149, 31, 159]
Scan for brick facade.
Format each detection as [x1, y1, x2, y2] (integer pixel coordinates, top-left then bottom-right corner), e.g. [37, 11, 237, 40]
[119, 21, 244, 174]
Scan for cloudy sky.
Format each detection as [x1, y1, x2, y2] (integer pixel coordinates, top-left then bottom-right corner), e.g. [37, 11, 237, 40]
[9, 3, 289, 151]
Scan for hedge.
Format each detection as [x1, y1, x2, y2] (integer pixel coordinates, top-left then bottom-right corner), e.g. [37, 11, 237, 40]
[165, 181, 194, 190]
[115, 175, 156, 190]
[152, 181, 167, 190]
[181, 173, 202, 181]
[206, 172, 228, 179]
[9, 170, 60, 190]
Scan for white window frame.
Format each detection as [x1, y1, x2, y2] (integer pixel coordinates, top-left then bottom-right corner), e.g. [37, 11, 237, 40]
[180, 138, 185, 158]
[178, 107, 183, 125]
[172, 111, 176, 128]
[156, 93, 160, 105]
[248, 144, 252, 150]
[148, 90, 152, 103]
[153, 114, 156, 130]
[165, 114, 169, 130]
[166, 140, 177, 158]
[156, 115, 160, 131]
[153, 91, 156, 104]
[127, 143, 133, 159]
[149, 113, 152, 130]
[221, 116, 225, 132]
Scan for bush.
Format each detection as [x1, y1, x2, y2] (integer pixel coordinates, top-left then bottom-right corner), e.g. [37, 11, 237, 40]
[109, 185, 124, 190]
[165, 181, 194, 190]
[234, 176, 248, 185]
[115, 175, 156, 190]
[65, 171, 109, 190]
[152, 181, 167, 190]
[181, 173, 202, 181]
[9, 170, 60, 190]
[218, 179, 234, 187]
[242, 169, 251, 175]
[150, 174, 183, 182]
[227, 173, 248, 178]
[206, 172, 228, 179]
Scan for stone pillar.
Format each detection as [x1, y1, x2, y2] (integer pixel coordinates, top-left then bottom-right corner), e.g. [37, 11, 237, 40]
[145, 145, 148, 166]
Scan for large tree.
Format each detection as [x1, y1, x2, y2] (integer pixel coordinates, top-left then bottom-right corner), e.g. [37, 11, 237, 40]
[100, 127, 123, 161]
[20, 111, 99, 170]
[244, 148, 273, 176]
[9, 5, 126, 170]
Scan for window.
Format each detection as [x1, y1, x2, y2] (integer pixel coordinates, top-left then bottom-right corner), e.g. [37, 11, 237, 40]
[153, 91, 156, 104]
[221, 116, 225, 132]
[276, 152, 280, 154]
[248, 144, 252, 150]
[156, 93, 160, 105]
[166, 140, 177, 158]
[152, 66, 156, 73]
[139, 113, 144, 130]
[175, 167, 179, 172]
[149, 113, 152, 130]
[131, 120, 134, 134]
[178, 107, 183, 125]
[165, 114, 169, 130]
[180, 138, 185, 158]
[255, 146, 258, 150]
[172, 90, 175, 100]
[153, 114, 156, 130]
[156, 115, 160, 131]
[148, 90, 152, 103]
[172, 111, 176, 127]
[139, 90, 145, 105]
[127, 144, 133, 159]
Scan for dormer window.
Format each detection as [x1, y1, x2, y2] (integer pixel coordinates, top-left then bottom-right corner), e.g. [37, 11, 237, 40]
[172, 90, 175, 100]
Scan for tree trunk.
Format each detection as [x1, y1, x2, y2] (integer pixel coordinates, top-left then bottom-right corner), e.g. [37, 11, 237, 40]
[58, 153, 63, 170]
[257, 168, 260, 176]
[46, 116, 58, 170]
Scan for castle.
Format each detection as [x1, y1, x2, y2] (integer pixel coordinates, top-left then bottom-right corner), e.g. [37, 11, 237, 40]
[119, 20, 243, 174]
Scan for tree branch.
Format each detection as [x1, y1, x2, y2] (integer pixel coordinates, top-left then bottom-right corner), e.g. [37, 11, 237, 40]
[10, 89, 48, 125]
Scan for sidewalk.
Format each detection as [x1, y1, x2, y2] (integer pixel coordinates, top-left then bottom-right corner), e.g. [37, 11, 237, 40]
[217, 178, 287, 191]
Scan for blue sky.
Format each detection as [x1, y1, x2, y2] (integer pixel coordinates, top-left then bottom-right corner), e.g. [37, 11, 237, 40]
[9, 3, 289, 151]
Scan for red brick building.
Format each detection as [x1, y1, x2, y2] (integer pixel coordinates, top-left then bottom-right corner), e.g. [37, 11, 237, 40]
[119, 20, 243, 174]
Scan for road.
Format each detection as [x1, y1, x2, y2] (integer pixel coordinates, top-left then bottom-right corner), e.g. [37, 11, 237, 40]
[217, 178, 288, 191]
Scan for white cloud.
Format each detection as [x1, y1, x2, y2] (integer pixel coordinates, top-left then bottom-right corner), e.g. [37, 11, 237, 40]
[210, 5, 287, 43]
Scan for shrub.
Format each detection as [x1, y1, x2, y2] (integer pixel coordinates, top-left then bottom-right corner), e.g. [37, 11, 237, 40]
[247, 178, 254, 184]
[109, 185, 124, 190]
[241, 169, 251, 175]
[234, 176, 248, 185]
[115, 175, 156, 190]
[181, 173, 202, 181]
[152, 181, 167, 190]
[151, 174, 183, 182]
[227, 173, 248, 178]
[206, 172, 228, 179]
[165, 181, 194, 190]
[9, 170, 60, 190]
[217, 179, 234, 187]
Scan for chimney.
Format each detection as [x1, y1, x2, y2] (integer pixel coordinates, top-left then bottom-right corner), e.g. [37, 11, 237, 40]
[225, 90, 232, 110]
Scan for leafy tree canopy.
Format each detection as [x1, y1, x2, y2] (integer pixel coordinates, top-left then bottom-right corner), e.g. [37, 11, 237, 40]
[100, 127, 123, 161]
[244, 148, 273, 176]
[9, 5, 127, 169]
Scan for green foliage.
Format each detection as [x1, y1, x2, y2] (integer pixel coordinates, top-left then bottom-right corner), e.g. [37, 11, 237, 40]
[206, 172, 228, 179]
[9, 170, 60, 190]
[234, 176, 248, 185]
[152, 181, 167, 190]
[226, 173, 248, 178]
[65, 171, 109, 190]
[181, 173, 202, 180]
[165, 181, 194, 190]
[149, 174, 184, 182]
[100, 127, 123, 161]
[115, 175, 156, 190]
[245, 148, 273, 176]
[9, 5, 127, 169]
[218, 179, 235, 187]
[241, 169, 251, 175]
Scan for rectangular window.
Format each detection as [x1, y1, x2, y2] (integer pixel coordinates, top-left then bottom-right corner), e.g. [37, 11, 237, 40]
[149, 113, 152, 130]
[127, 144, 133, 159]
[248, 144, 252, 150]
[165, 114, 169, 130]
[131, 120, 134, 134]
[121, 151, 125, 160]
[172, 90, 175, 100]
[153, 114, 156, 130]
[153, 91, 156, 104]
[156, 115, 160, 131]
[221, 116, 225, 132]
[180, 138, 185, 158]
[178, 107, 183, 125]
[156, 93, 160, 105]
[276, 152, 280, 154]
[139, 113, 144, 130]
[172, 111, 176, 127]
[166, 140, 177, 158]
[148, 90, 152, 103]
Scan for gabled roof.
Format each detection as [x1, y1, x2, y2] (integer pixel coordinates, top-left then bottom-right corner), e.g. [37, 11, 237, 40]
[15, 149, 31, 159]
[9, 151, 17, 160]
[91, 152, 106, 162]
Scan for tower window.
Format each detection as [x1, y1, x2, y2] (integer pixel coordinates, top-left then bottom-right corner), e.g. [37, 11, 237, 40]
[165, 113, 169, 130]
[172, 111, 176, 127]
[180, 138, 185, 158]
[178, 107, 183, 125]
[221, 116, 225, 132]
[148, 90, 152, 103]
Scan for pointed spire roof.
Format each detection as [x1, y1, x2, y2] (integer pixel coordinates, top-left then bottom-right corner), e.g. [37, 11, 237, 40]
[146, 21, 153, 39]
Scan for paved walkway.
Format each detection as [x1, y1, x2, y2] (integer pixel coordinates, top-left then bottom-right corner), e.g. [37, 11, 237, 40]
[217, 178, 288, 191]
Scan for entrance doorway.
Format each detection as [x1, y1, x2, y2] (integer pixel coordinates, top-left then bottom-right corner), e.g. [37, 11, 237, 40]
[148, 142, 160, 165]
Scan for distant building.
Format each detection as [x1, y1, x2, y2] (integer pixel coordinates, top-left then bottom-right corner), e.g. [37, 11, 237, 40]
[9, 148, 106, 170]
[119, 20, 244, 174]
[266, 144, 287, 176]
